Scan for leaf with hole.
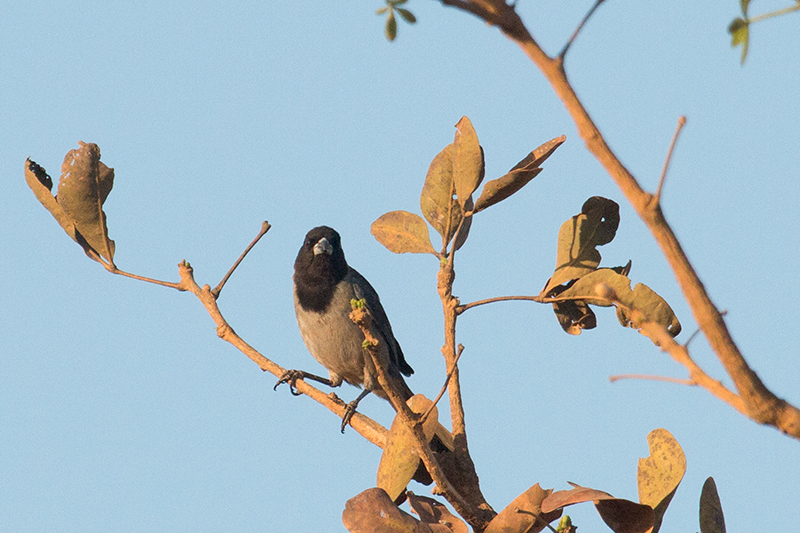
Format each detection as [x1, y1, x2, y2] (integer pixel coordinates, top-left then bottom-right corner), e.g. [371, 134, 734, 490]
[543, 197, 619, 296]
[371, 211, 436, 255]
[637, 428, 686, 533]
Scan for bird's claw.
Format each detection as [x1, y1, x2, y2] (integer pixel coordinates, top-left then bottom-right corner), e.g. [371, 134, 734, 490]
[340, 402, 358, 433]
[274, 369, 306, 396]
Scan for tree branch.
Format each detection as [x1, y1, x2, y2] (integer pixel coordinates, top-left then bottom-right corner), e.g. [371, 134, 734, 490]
[441, 1, 800, 438]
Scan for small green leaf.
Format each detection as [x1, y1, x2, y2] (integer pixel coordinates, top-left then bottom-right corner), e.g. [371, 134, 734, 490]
[392, 0, 408, 5]
[371, 210, 436, 255]
[739, 0, 750, 16]
[375, 6, 388, 15]
[453, 116, 484, 207]
[699, 477, 726, 533]
[543, 197, 620, 296]
[728, 18, 749, 64]
[396, 8, 416, 24]
[385, 10, 397, 41]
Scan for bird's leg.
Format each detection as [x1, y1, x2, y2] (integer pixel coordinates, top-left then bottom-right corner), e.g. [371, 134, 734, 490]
[274, 369, 335, 396]
[340, 388, 372, 433]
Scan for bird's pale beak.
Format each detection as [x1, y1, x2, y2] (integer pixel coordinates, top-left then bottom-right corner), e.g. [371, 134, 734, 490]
[313, 237, 333, 256]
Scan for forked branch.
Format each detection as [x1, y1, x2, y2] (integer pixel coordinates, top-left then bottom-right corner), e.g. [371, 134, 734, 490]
[440, 0, 800, 439]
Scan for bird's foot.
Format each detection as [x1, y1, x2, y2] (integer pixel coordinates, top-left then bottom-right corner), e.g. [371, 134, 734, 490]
[340, 400, 359, 433]
[274, 369, 334, 396]
[274, 369, 308, 396]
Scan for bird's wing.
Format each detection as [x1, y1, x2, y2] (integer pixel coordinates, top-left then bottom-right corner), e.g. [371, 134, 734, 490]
[348, 267, 414, 377]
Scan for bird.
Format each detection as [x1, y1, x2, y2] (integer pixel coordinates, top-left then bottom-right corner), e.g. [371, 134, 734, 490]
[276, 225, 414, 432]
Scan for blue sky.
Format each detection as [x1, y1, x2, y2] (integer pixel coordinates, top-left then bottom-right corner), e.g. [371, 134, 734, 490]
[2, 1, 799, 531]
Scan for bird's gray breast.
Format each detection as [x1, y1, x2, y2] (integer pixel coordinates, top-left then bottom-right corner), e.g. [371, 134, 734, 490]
[294, 279, 369, 388]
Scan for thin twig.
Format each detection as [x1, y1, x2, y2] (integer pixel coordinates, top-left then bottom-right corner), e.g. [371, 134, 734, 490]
[457, 294, 543, 314]
[609, 373, 695, 386]
[749, 4, 800, 24]
[422, 344, 465, 424]
[558, 0, 607, 59]
[107, 266, 184, 290]
[211, 221, 271, 298]
[654, 116, 687, 204]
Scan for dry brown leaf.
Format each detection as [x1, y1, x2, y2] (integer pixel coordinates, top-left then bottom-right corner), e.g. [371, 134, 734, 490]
[377, 395, 442, 501]
[343, 488, 427, 533]
[699, 477, 726, 533]
[541, 482, 616, 513]
[371, 210, 436, 255]
[453, 116, 484, 207]
[637, 428, 686, 533]
[408, 492, 469, 533]
[595, 499, 655, 533]
[484, 484, 562, 533]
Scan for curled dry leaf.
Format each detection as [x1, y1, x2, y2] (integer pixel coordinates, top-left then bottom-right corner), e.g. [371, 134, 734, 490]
[473, 135, 565, 214]
[543, 197, 620, 296]
[24, 142, 116, 264]
[548, 282, 597, 335]
[553, 269, 681, 338]
[57, 142, 116, 263]
[453, 116, 484, 207]
[342, 488, 419, 533]
[541, 482, 616, 513]
[371, 211, 436, 255]
[542, 482, 653, 533]
[484, 483, 562, 533]
[408, 493, 469, 533]
[699, 477, 726, 533]
[637, 429, 686, 533]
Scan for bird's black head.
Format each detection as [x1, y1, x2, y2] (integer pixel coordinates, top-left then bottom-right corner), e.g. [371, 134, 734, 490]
[294, 226, 349, 312]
